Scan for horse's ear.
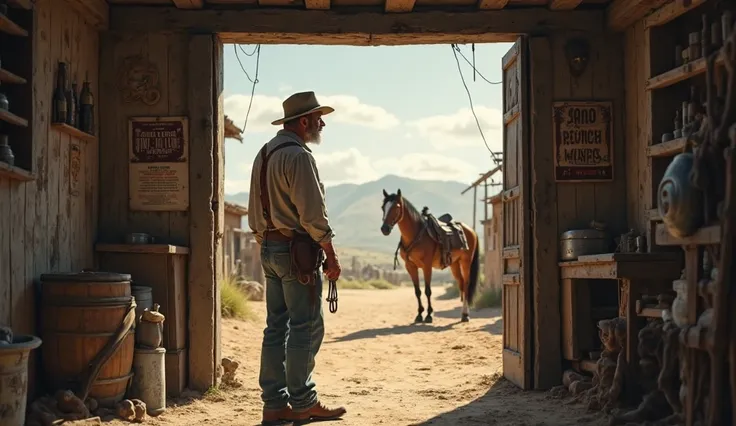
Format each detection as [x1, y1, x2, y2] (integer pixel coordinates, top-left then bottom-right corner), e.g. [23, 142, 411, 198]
[397, 188, 402, 197]
[382, 189, 389, 198]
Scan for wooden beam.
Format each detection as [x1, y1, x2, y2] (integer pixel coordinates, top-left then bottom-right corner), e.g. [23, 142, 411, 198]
[606, 0, 669, 31]
[306, 0, 330, 9]
[549, 0, 582, 10]
[63, 0, 109, 29]
[461, 165, 502, 194]
[644, 0, 707, 28]
[110, 7, 606, 46]
[477, 0, 508, 10]
[173, 0, 204, 8]
[385, 0, 415, 13]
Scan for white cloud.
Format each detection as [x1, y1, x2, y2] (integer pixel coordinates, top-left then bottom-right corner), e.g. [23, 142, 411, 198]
[406, 106, 503, 152]
[278, 84, 293, 93]
[225, 178, 251, 195]
[312, 148, 380, 185]
[311, 149, 476, 186]
[224, 94, 400, 134]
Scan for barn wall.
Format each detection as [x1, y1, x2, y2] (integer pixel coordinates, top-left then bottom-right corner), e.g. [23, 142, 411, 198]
[98, 32, 223, 391]
[530, 32, 627, 389]
[0, 0, 99, 339]
[97, 32, 191, 246]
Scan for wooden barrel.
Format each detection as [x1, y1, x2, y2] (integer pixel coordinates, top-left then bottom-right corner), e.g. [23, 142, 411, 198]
[40, 271, 136, 407]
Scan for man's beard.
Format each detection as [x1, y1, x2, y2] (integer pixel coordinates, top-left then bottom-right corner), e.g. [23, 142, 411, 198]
[304, 121, 322, 145]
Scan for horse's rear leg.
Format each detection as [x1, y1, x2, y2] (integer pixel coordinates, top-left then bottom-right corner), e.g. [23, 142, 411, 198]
[406, 261, 424, 323]
[422, 267, 434, 323]
[451, 261, 469, 322]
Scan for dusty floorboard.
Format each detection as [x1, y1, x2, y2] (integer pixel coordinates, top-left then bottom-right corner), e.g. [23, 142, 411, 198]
[104, 286, 608, 425]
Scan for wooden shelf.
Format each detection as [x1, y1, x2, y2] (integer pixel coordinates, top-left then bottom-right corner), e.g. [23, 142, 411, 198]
[0, 162, 34, 181]
[646, 54, 724, 91]
[638, 307, 665, 319]
[7, 0, 34, 9]
[655, 223, 721, 246]
[95, 243, 190, 255]
[0, 109, 28, 127]
[0, 68, 27, 84]
[647, 137, 687, 157]
[0, 14, 28, 37]
[51, 123, 97, 143]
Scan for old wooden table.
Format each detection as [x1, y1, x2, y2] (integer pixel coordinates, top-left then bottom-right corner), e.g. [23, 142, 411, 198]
[559, 252, 682, 377]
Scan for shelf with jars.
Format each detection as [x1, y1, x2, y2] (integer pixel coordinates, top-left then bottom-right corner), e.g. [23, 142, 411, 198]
[0, 0, 33, 180]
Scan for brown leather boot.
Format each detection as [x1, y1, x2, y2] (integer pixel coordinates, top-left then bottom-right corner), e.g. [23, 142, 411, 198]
[262, 405, 296, 425]
[293, 401, 347, 421]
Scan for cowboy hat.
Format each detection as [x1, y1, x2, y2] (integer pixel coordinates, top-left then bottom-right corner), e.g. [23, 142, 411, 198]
[271, 91, 335, 126]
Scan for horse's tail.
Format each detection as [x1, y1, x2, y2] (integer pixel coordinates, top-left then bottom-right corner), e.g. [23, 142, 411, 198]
[467, 236, 480, 305]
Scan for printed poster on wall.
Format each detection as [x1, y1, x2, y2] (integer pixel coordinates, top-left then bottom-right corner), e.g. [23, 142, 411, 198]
[552, 101, 613, 182]
[129, 116, 189, 211]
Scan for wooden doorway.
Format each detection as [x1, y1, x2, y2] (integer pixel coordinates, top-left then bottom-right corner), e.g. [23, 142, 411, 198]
[500, 37, 533, 390]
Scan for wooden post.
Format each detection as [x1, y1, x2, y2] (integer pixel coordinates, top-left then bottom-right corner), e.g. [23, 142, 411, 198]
[187, 34, 220, 391]
[484, 181, 489, 221]
[473, 186, 477, 231]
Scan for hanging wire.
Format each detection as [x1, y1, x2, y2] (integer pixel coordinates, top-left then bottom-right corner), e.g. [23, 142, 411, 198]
[450, 44, 502, 165]
[233, 44, 262, 133]
[451, 44, 502, 85]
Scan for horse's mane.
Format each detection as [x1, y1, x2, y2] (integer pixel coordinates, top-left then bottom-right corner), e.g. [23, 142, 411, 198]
[400, 196, 424, 225]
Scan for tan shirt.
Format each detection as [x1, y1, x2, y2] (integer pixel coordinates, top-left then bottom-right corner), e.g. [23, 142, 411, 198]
[247, 130, 334, 245]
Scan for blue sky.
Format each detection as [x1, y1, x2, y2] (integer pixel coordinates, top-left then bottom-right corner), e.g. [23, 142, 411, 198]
[222, 42, 512, 195]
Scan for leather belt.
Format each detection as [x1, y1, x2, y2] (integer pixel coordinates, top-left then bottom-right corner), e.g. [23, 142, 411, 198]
[263, 230, 292, 242]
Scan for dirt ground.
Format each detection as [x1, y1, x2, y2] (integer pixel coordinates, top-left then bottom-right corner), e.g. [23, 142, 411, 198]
[107, 286, 610, 426]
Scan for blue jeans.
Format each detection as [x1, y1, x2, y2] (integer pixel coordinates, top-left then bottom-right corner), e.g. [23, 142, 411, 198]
[258, 240, 325, 411]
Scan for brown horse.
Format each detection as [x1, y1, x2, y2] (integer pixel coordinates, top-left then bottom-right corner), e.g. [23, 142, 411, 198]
[380, 189, 480, 323]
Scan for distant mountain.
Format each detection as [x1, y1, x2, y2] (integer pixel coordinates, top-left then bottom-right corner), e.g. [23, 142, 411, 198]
[226, 174, 490, 256]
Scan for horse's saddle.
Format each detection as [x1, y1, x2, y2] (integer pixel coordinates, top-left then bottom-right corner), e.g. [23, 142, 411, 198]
[421, 208, 469, 268]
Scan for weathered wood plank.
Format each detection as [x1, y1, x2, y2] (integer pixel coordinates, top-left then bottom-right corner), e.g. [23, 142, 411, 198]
[548, 0, 581, 10]
[529, 35, 560, 390]
[0, 178, 10, 325]
[187, 34, 217, 391]
[61, 0, 109, 30]
[306, 0, 331, 9]
[10, 181, 26, 331]
[97, 32, 126, 243]
[167, 33, 191, 247]
[173, 0, 204, 7]
[96, 244, 190, 255]
[384, 0, 414, 13]
[553, 35, 577, 234]
[109, 7, 607, 45]
[606, 0, 668, 31]
[644, 0, 707, 28]
[58, 5, 73, 272]
[213, 36, 225, 391]
[47, 0, 62, 272]
[477, 0, 507, 9]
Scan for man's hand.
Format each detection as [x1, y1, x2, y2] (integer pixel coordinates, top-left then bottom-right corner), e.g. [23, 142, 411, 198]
[320, 241, 341, 281]
[323, 252, 342, 281]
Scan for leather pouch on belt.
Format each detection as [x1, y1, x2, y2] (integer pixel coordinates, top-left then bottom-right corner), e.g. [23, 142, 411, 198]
[289, 233, 324, 285]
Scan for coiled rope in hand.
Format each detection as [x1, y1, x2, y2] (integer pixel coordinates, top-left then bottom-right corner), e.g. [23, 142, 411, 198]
[326, 279, 338, 313]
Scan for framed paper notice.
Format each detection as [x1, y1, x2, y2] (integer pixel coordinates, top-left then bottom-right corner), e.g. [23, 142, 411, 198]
[552, 101, 613, 182]
[128, 116, 190, 211]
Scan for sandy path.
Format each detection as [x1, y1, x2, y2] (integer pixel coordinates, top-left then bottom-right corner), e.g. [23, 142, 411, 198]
[107, 286, 608, 426]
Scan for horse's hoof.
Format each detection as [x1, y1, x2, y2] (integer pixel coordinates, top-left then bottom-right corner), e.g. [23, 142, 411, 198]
[414, 314, 423, 323]
[424, 315, 433, 324]
[461, 314, 470, 322]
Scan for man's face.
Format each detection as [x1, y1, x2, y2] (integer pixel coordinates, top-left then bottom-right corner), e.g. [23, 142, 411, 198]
[303, 113, 325, 145]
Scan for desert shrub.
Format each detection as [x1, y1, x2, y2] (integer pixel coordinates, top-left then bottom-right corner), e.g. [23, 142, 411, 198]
[221, 276, 254, 320]
[472, 286, 502, 309]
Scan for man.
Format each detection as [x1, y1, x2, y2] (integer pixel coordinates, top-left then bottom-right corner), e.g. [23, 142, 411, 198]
[248, 91, 346, 425]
